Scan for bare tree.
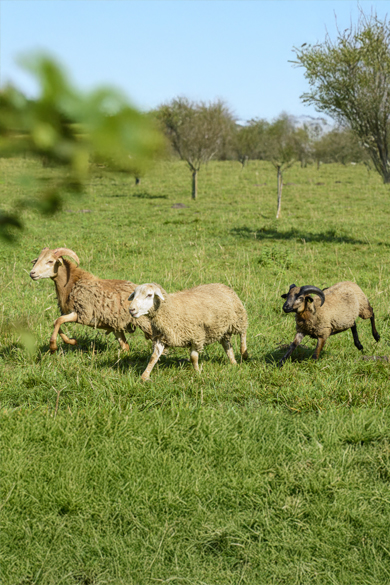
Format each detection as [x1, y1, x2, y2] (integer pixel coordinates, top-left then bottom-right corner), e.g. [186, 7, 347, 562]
[156, 98, 234, 199]
[265, 114, 298, 219]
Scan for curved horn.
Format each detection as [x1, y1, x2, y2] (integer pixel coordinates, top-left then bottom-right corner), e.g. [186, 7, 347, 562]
[53, 248, 80, 266]
[299, 285, 325, 307]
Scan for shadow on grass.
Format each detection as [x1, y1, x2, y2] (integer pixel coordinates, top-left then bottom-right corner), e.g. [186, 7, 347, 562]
[36, 334, 114, 359]
[104, 350, 194, 376]
[132, 191, 167, 200]
[265, 344, 315, 365]
[231, 226, 368, 245]
[100, 347, 233, 376]
[0, 343, 24, 359]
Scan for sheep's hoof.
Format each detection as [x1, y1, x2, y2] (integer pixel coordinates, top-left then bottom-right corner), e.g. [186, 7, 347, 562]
[141, 375, 151, 383]
[241, 351, 249, 361]
[68, 339, 77, 346]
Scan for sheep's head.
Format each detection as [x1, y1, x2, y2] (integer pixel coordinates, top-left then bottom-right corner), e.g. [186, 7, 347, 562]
[128, 283, 165, 318]
[281, 284, 325, 314]
[30, 247, 80, 280]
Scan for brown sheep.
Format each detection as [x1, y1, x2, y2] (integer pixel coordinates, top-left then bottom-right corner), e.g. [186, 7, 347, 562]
[279, 281, 380, 366]
[128, 282, 249, 381]
[30, 247, 153, 353]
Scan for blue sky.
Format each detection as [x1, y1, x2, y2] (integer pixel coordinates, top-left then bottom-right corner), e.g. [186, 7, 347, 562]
[1, 1, 388, 121]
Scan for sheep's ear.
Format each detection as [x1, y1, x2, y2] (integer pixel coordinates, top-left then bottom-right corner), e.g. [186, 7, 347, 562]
[155, 288, 165, 301]
[281, 293, 288, 299]
[306, 296, 314, 303]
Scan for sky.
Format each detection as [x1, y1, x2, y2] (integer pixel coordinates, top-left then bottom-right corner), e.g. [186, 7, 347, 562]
[1, 1, 389, 122]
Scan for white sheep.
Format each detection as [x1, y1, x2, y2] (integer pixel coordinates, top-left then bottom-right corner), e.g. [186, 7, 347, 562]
[128, 282, 249, 381]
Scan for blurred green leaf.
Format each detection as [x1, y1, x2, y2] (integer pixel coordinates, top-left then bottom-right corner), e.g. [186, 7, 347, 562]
[0, 54, 165, 240]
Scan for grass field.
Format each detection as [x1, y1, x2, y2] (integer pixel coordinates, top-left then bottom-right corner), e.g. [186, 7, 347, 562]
[1, 157, 390, 584]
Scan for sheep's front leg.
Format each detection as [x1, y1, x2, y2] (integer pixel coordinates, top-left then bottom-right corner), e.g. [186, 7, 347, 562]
[50, 312, 78, 353]
[221, 338, 237, 365]
[141, 340, 165, 382]
[312, 335, 329, 360]
[279, 332, 305, 367]
[113, 331, 130, 352]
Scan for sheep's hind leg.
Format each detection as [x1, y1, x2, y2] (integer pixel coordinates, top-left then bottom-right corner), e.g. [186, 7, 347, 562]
[113, 330, 130, 352]
[240, 332, 249, 361]
[351, 323, 363, 351]
[190, 348, 200, 372]
[141, 340, 165, 382]
[221, 338, 237, 365]
[370, 313, 380, 342]
[50, 312, 78, 353]
[58, 327, 77, 346]
[362, 304, 380, 342]
[279, 332, 304, 367]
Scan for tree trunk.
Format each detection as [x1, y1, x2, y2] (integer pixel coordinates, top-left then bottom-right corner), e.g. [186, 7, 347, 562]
[276, 166, 283, 219]
[240, 156, 248, 169]
[135, 177, 140, 185]
[383, 169, 390, 184]
[192, 169, 198, 200]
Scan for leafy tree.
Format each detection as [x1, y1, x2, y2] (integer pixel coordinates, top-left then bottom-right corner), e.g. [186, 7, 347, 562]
[0, 56, 164, 240]
[293, 12, 390, 183]
[156, 98, 233, 199]
[313, 127, 367, 168]
[233, 118, 269, 167]
[293, 125, 312, 168]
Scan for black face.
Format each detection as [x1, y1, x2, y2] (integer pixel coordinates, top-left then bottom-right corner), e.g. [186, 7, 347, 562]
[282, 299, 296, 313]
[281, 284, 298, 313]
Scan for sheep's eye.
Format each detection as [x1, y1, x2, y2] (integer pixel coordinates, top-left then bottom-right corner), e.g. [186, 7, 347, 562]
[147, 293, 153, 298]
[47, 261, 54, 265]
[129, 293, 134, 300]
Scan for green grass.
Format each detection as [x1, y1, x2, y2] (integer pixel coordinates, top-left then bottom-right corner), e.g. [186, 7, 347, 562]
[1, 157, 390, 583]
[2, 407, 390, 585]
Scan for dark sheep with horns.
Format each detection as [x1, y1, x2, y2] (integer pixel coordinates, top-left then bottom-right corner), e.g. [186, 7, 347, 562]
[279, 281, 380, 366]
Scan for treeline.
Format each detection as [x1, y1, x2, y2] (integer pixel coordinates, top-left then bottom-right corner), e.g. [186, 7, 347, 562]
[155, 99, 368, 170]
[154, 98, 369, 210]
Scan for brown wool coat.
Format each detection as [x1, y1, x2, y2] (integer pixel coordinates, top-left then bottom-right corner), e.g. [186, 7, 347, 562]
[53, 259, 153, 337]
[294, 281, 373, 338]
